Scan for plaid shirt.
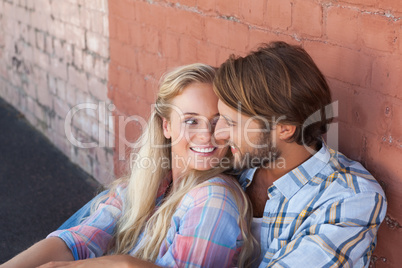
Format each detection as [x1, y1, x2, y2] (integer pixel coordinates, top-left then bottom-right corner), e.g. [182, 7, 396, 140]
[48, 176, 243, 267]
[238, 143, 387, 268]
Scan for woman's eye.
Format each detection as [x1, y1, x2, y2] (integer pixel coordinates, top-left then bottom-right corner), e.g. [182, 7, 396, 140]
[184, 118, 197, 125]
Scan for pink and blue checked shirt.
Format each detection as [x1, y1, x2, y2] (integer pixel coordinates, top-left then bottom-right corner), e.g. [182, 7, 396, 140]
[48, 176, 244, 267]
[237, 143, 387, 267]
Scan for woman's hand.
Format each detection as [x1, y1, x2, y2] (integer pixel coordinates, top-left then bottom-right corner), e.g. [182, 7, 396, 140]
[36, 255, 160, 268]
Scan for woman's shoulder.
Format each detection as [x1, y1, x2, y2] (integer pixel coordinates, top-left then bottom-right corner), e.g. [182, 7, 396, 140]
[184, 174, 242, 206]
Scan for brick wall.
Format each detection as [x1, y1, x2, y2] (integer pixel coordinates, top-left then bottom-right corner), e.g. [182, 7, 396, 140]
[108, 0, 401, 266]
[0, 0, 114, 184]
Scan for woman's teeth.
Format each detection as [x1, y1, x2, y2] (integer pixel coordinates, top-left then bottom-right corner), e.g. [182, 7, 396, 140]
[191, 147, 215, 153]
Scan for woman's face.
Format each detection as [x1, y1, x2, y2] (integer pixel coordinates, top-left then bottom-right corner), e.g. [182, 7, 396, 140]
[163, 82, 228, 179]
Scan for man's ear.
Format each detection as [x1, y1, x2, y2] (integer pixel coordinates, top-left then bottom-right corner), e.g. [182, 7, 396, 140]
[277, 124, 296, 141]
[162, 118, 171, 139]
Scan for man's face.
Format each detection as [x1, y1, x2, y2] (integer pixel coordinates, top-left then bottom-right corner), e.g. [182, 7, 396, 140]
[214, 100, 281, 169]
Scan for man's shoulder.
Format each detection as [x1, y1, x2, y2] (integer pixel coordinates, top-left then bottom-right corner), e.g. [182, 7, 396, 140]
[323, 148, 385, 197]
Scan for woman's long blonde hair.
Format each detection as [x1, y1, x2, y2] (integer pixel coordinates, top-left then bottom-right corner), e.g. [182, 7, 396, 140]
[109, 63, 258, 266]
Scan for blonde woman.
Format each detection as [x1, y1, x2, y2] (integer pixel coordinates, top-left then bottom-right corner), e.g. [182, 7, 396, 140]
[3, 64, 257, 268]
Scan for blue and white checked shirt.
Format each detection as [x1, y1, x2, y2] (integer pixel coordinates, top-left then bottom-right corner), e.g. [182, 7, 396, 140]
[239, 143, 387, 268]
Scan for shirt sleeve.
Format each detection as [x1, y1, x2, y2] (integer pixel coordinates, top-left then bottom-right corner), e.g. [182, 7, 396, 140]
[156, 178, 243, 268]
[261, 191, 387, 268]
[47, 187, 125, 260]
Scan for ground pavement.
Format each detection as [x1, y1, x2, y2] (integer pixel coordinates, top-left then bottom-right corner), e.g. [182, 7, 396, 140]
[0, 97, 101, 263]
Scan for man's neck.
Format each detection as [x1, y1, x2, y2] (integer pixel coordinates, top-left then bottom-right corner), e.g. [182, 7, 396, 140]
[256, 142, 316, 187]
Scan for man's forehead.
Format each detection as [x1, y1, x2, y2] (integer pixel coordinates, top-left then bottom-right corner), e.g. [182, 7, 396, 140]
[217, 99, 246, 119]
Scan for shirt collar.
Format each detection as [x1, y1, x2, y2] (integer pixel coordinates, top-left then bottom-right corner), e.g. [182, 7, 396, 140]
[238, 142, 331, 199]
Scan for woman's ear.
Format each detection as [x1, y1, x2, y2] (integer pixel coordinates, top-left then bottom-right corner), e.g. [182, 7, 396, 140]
[162, 118, 171, 139]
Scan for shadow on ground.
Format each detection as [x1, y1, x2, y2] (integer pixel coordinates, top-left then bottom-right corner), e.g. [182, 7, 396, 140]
[0, 97, 101, 263]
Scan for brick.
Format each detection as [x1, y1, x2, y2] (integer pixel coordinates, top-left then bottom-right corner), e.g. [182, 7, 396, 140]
[304, 42, 371, 87]
[26, 0, 35, 10]
[338, 0, 378, 7]
[15, 5, 31, 25]
[64, 24, 86, 49]
[197, 0, 216, 12]
[56, 78, 67, 100]
[379, 0, 402, 12]
[326, 6, 359, 45]
[350, 89, 392, 136]
[265, 0, 291, 30]
[93, 58, 109, 81]
[372, 55, 402, 99]
[216, 0, 239, 17]
[68, 65, 87, 90]
[22, 43, 34, 63]
[365, 134, 402, 217]
[217, 47, 236, 65]
[109, 64, 131, 93]
[141, 26, 160, 54]
[110, 39, 137, 70]
[179, 36, 199, 64]
[359, 14, 398, 52]
[166, 8, 204, 39]
[49, 56, 68, 80]
[292, 0, 323, 37]
[23, 78, 36, 98]
[205, 17, 229, 47]
[228, 20, 249, 52]
[48, 74, 57, 94]
[84, 0, 108, 13]
[87, 31, 109, 58]
[33, 48, 50, 70]
[137, 52, 167, 78]
[33, 0, 52, 14]
[88, 75, 108, 102]
[73, 47, 83, 70]
[47, 19, 65, 40]
[51, 1, 80, 26]
[160, 32, 180, 60]
[389, 99, 402, 147]
[197, 41, 219, 66]
[3, 2, 16, 20]
[54, 96, 71, 118]
[109, 0, 135, 20]
[177, 0, 197, 6]
[134, 1, 167, 29]
[37, 86, 52, 107]
[239, 0, 264, 26]
[79, 8, 92, 31]
[35, 30, 45, 51]
[327, 78, 353, 124]
[17, 22, 29, 44]
[248, 28, 293, 50]
[65, 84, 77, 106]
[130, 73, 150, 99]
[115, 17, 131, 45]
[45, 34, 53, 54]
[103, 14, 109, 38]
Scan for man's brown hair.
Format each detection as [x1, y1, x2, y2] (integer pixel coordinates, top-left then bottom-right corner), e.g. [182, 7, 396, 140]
[213, 41, 333, 147]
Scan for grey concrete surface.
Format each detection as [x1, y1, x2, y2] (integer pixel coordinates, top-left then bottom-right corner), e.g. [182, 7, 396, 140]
[0, 97, 101, 263]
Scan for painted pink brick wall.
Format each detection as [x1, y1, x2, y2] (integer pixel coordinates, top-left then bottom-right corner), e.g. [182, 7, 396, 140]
[108, 0, 401, 266]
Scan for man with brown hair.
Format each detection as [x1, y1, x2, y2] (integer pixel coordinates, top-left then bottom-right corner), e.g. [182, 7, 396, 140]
[213, 41, 387, 267]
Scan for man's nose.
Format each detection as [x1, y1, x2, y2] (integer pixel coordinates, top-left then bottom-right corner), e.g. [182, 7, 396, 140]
[214, 119, 230, 141]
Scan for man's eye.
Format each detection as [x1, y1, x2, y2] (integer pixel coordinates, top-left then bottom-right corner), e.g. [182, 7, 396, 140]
[220, 115, 235, 127]
[184, 118, 197, 125]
